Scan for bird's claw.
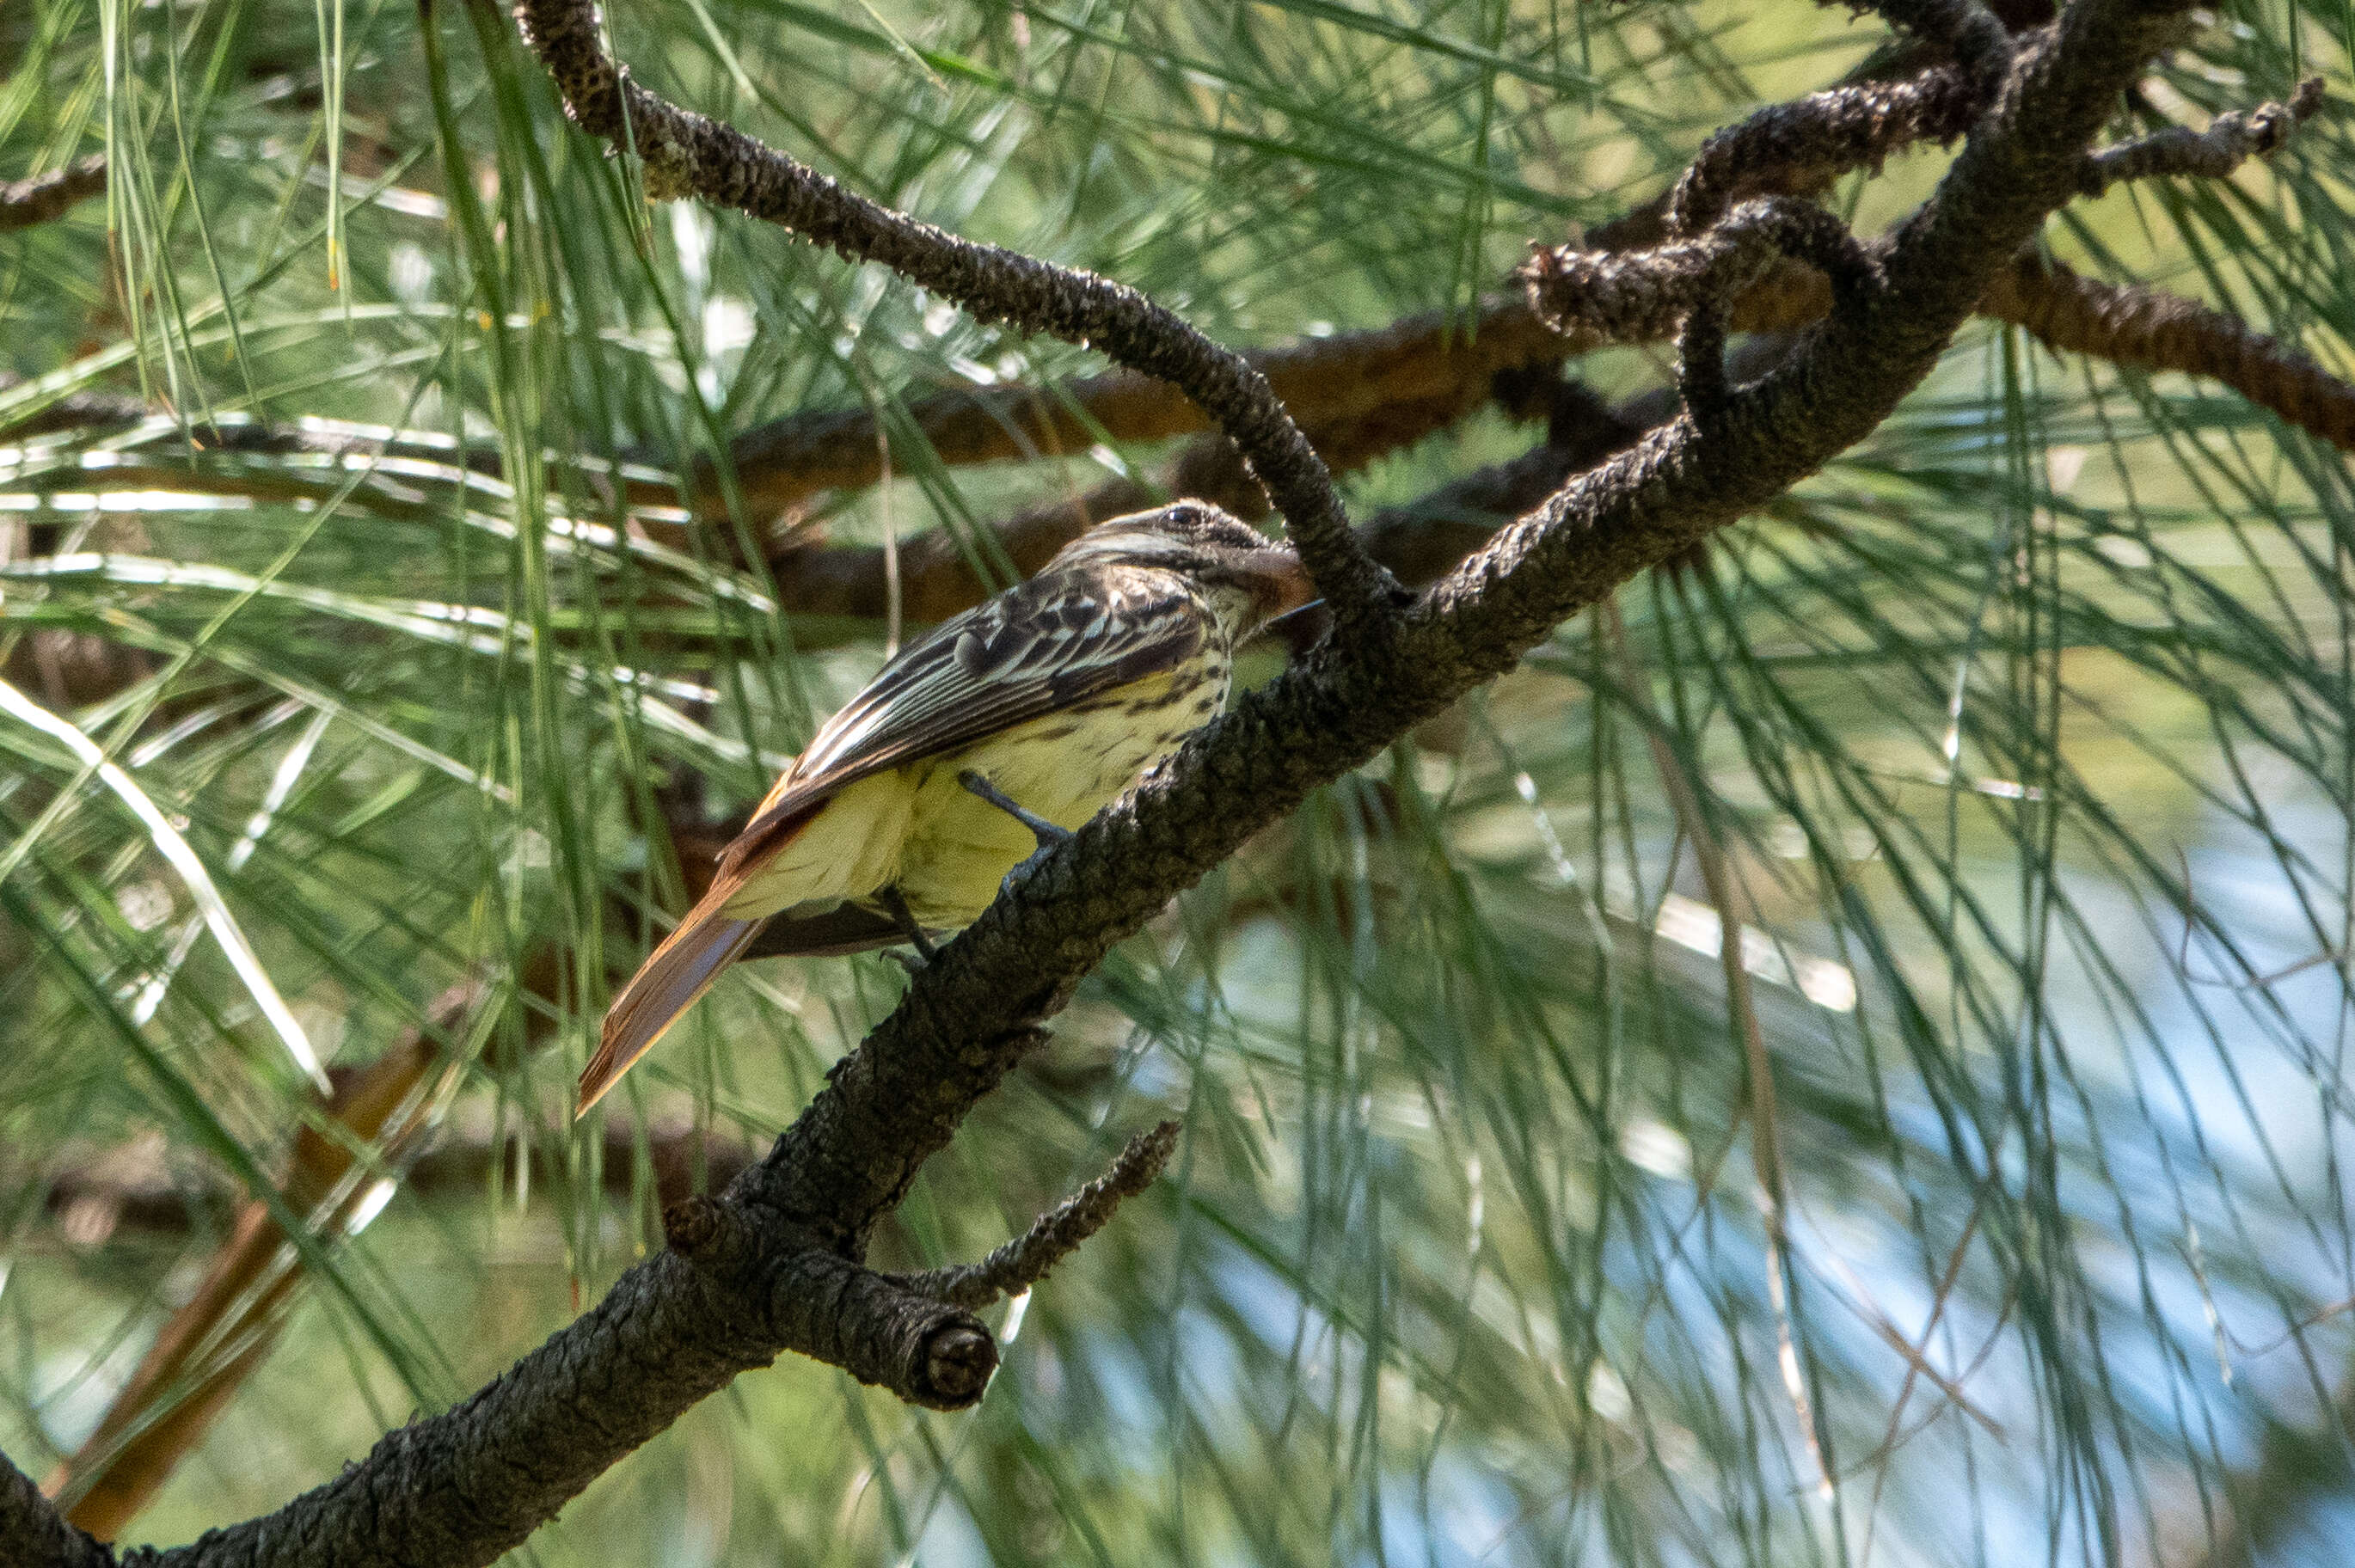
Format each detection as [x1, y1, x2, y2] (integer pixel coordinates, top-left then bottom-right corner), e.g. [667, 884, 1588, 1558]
[876, 885, 938, 965]
[997, 842, 1058, 900]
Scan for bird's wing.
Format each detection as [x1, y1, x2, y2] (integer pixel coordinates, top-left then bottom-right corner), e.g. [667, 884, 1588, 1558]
[719, 567, 1201, 876]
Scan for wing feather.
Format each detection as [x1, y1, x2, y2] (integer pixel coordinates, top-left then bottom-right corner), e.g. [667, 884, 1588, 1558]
[721, 567, 1199, 875]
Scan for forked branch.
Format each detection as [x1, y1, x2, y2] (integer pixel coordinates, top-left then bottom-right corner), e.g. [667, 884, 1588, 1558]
[2079, 77, 2326, 196]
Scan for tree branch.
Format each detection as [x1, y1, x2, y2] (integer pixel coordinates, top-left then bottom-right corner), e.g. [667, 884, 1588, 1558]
[714, 298, 1567, 523]
[2077, 76, 2325, 196]
[1666, 64, 1982, 238]
[2, 1455, 110, 1568]
[34, 1113, 762, 1242]
[1981, 248, 2355, 449]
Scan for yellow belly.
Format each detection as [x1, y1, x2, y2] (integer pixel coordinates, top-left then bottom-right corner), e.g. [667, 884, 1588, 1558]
[714, 666, 1216, 929]
[897, 667, 1211, 927]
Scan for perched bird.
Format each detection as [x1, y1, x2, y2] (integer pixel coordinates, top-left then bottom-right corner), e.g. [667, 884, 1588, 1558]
[577, 501, 1315, 1116]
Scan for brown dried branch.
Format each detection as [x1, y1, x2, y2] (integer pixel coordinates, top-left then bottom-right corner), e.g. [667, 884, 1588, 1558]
[2078, 77, 2326, 197]
[0, 156, 106, 233]
[1, 631, 157, 712]
[720, 299, 1567, 521]
[43, 982, 481, 1540]
[1983, 250, 2355, 450]
[764, 380, 1565, 628]
[510, 0, 1398, 631]
[894, 1120, 1181, 1310]
[0, 389, 150, 439]
[6, 66, 2334, 626]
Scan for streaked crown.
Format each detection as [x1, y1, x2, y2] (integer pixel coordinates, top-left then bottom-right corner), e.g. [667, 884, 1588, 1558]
[1045, 500, 1277, 572]
[1045, 501, 1315, 636]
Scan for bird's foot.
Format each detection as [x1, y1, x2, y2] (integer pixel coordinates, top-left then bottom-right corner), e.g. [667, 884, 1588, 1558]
[997, 842, 1059, 900]
[876, 885, 938, 968]
[959, 769, 1071, 851]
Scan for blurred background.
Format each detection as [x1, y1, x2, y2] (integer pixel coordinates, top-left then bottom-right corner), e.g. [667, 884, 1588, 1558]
[4, 0, 2355, 1562]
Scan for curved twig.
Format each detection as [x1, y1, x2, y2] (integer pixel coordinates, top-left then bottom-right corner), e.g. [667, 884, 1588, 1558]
[509, 0, 1400, 631]
[1667, 64, 1981, 236]
[896, 1120, 1181, 1309]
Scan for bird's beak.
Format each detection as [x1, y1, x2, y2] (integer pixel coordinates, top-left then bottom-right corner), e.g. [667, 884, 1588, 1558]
[1243, 548, 1323, 653]
[1257, 548, 1317, 615]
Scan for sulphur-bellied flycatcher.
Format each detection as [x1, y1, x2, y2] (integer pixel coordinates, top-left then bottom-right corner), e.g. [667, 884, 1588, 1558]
[577, 501, 1315, 1115]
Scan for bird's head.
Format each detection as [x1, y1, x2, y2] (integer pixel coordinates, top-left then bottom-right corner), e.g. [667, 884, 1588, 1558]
[1046, 501, 1318, 641]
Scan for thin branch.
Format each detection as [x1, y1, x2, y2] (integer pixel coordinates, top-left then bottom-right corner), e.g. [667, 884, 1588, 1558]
[896, 1120, 1181, 1309]
[1667, 64, 1982, 236]
[2078, 77, 2326, 197]
[0, 156, 107, 233]
[1982, 249, 2355, 450]
[509, 0, 1400, 633]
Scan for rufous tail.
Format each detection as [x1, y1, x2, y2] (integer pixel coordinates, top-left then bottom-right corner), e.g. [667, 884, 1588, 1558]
[577, 883, 767, 1118]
